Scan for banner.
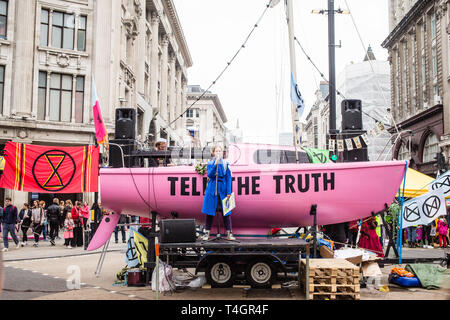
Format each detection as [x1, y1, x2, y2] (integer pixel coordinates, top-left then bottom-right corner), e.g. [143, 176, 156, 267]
[134, 231, 149, 267]
[353, 136, 362, 149]
[345, 139, 353, 151]
[329, 139, 335, 152]
[290, 73, 305, 118]
[303, 147, 330, 164]
[402, 188, 447, 229]
[125, 226, 139, 268]
[0, 142, 99, 193]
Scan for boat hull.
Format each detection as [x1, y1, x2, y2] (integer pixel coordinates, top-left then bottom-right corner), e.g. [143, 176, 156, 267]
[99, 161, 407, 232]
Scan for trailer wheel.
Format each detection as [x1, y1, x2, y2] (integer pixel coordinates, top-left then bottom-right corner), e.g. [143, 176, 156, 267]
[246, 259, 276, 289]
[206, 259, 236, 288]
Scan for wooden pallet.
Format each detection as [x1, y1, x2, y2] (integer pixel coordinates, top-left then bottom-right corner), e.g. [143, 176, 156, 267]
[300, 259, 361, 300]
[307, 292, 360, 300]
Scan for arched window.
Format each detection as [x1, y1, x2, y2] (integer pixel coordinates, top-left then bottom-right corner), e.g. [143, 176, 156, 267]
[398, 143, 410, 161]
[422, 133, 440, 163]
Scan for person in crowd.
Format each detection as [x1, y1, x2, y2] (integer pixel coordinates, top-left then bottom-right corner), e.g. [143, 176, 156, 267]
[407, 226, 417, 248]
[81, 201, 90, 230]
[64, 212, 74, 249]
[375, 215, 383, 248]
[201, 145, 235, 241]
[322, 223, 347, 249]
[149, 138, 175, 167]
[89, 202, 102, 239]
[39, 201, 48, 241]
[31, 200, 44, 247]
[47, 198, 61, 246]
[138, 216, 152, 239]
[422, 222, 432, 248]
[61, 200, 73, 229]
[348, 220, 359, 246]
[114, 214, 127, 244]
[437, 217, 448, 248]
[358, 216, 384, 257]
[2, 197, 20, 252]
[71, 201, 83, 248]
[19, 203, 32, 246]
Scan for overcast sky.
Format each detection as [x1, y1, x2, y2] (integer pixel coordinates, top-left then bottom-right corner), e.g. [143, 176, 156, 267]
[173, 0, 390, 144]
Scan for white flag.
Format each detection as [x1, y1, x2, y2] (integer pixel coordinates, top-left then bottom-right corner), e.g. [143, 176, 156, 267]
[402, 188, 447, 229]
[428, 170, 450, 200]
[337, 140, 344, 152]
[345, 138, 353, 151]
[360, 133, 370, 146]
[329, 139, 335, 152]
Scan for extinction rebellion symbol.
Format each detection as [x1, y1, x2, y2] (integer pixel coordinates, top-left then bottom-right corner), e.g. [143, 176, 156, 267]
[431, 176, 450, 195]
[404, 202, 420, 223]
[312, 152, 327, 163]
[421, 196, 441, 218]
[32, 150, 76, 192]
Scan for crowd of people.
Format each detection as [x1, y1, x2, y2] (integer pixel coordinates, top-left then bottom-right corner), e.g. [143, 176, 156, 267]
[321, 208, 450, 258]
[0, 197, 107, 252]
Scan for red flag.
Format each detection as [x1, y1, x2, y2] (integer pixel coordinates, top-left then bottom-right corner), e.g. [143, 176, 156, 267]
[0, 142, 99, 193]
[92, 79, 108, 145]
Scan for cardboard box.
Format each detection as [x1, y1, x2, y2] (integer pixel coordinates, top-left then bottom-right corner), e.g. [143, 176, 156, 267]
[361, 261, 382, 277]
[320, 246, 362, 265]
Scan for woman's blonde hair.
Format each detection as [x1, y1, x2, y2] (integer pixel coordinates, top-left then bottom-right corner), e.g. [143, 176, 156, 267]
[67, 213, 72, 219]
[210, 145, 224, 156]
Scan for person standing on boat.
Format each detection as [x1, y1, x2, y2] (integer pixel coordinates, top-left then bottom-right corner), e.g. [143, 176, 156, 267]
[201, 145, 235, 241]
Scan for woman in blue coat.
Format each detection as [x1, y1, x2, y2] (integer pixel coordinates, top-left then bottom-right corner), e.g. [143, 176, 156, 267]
[201, 145, 235, 240]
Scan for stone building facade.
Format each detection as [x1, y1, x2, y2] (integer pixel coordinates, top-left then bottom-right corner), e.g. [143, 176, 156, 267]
[0, 0, 192, 206]
[186, 85, 227, 149]
[382, 0, 450, 176]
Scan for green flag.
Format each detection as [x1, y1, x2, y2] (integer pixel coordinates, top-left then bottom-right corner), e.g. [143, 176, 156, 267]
[303, 147, 330, 164]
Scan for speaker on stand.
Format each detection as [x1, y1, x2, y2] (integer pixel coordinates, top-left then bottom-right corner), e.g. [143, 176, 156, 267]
[115, 108, 136, 140]
[341, 99, 362, 131]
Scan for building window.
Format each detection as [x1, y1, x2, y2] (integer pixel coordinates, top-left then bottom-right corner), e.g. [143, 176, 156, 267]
[41, 9, 87, 52]
[75, 76, 84, 123]
[0, 0, 8, 39]
[422, 133, 440, 163]
[77, 15, 86, 51]
[39, 72, 84, 123]
[40, 9, 49, 47]
[0, 65, 4, 115]
[37, 71, 47, 120]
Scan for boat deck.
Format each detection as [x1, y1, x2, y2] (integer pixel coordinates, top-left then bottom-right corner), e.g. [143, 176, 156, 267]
[159, 237, 308, 249]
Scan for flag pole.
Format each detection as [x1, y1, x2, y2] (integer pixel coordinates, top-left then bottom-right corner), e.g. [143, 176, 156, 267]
[286, 0, 300, 163]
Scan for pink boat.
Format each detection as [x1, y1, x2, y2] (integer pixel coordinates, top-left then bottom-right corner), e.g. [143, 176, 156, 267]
[87, 143, 407, 251]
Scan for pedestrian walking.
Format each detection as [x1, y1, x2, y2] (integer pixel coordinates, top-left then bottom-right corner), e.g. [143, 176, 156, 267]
[40, 201, 48, 241]
[64, 212, 74, 249]
[47, 198, 61, 246]
[71, 201, 83, 247]
[30, 200, 44, 247]
[2, 197, 20, 252]
[114, 214, 127, 243]
[19, 203, 32, 246]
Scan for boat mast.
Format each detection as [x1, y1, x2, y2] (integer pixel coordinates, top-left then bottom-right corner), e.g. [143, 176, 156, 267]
[285, 0, 300, 163]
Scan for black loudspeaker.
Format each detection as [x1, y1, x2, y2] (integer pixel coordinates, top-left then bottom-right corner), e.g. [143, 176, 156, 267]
[341, 99, 363, 131]
[339, 130, 368, 162]
[115, 108, 136, 139]
[109, 139, 137, 168]
[159, 219, 197, 243]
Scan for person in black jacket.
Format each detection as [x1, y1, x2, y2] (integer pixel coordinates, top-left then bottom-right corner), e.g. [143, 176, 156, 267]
[47, 198, 61, 246]
[19, 203, 32, 246]
[2, 198, 20, 252]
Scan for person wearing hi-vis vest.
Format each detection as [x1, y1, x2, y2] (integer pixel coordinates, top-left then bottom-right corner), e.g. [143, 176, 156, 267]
[201, 145, 234, 241]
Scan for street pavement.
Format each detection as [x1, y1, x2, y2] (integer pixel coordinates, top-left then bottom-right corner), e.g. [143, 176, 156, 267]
[1, 234, 449, 300]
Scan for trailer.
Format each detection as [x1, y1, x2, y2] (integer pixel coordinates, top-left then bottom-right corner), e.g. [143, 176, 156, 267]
[157, 238, 309, 288]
